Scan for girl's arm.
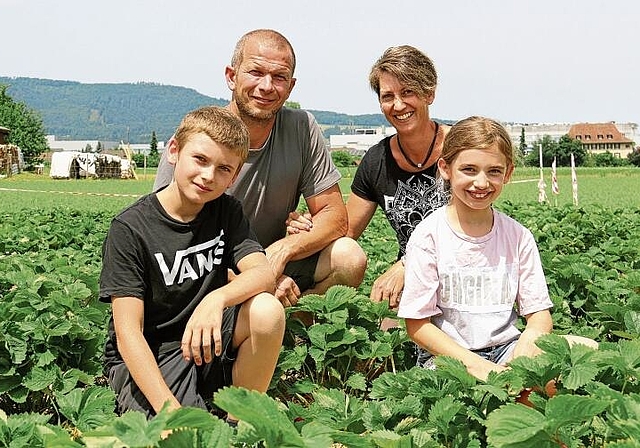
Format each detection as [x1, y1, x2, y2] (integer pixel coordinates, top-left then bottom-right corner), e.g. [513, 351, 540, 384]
[510, 309, 553, 361]
[405, 317, 507, 381]
[112, 296, 181, 414]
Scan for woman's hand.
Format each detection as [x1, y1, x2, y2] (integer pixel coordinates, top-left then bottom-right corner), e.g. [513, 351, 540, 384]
[370, 260, 405, 308]
[285, 211, 313, 235]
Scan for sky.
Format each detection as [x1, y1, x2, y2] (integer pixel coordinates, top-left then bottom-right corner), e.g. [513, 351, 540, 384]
[2, 0, 639, 127]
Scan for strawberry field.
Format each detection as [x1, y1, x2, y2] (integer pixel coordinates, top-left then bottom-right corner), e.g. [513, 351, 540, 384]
[1, 179, 640, 446]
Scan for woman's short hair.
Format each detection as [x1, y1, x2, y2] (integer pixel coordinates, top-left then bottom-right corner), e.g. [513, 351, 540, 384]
[369, 45, 438, 99]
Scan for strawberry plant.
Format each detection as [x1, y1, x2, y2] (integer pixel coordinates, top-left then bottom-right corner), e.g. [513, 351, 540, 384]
[0, 201, 640, 446]
[273, 286, 415, 402]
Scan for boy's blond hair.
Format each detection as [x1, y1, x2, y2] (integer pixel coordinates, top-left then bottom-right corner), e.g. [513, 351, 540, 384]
[174, 106, 250, 163]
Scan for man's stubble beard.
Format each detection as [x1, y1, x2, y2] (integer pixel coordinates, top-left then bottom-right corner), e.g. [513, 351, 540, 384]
[233, 92, 281, 125]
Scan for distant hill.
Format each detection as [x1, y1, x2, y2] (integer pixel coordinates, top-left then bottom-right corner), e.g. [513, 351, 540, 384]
[0, 76, 391, 143]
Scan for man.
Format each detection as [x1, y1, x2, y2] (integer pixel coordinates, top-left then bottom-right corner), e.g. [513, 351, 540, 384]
[154, 29, 366, 307]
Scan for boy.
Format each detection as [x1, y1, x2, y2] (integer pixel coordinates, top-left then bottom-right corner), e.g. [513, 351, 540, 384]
[100, 106, 285, 418]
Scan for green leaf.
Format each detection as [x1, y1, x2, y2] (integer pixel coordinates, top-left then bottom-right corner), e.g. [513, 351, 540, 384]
[434, 356, 477, 388]
[346, 373, 367, 391]
[23, 364, 60, 391]
[90, 410, 165, 447]
[370, 429, 413, 448]
[0, 375, 22, 394]
[56, 386, 116, 432]
[624, 311, 640, 335]
[563, 344, 601, 389]
[298, 422, 338, 448]
[214, 386, 305, 447]
[7, 385, 29, 403]
[427, 396, 463, 435]
[35, 349, 56, 367]
[278, 344, 308, 371]
[485, 403, 547, 446]
[544, 395, 610, 433]
[165, 405, 221, 431]
[163, 410, 232, 448]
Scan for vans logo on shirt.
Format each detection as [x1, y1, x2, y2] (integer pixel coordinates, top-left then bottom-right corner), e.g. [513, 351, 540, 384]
[154, 231, 225, 286]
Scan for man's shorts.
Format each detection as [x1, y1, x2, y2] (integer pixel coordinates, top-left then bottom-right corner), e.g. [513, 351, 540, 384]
[416, 338, 519, 370]
[107, 305, 240, 418]
[283, 252, 320, 292]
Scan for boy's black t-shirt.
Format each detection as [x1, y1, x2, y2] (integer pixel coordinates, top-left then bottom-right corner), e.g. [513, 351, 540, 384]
[99, 192, 263, 369]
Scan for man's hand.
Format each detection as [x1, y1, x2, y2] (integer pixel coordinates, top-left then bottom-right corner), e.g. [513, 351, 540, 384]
[275, 274, 301, 307]
[370, 260, 405, 308]
[285, 211, 313, 234]
[181, 295, 226, 365]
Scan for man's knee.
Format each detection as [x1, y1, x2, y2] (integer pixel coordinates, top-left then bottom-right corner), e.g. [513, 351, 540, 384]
[326, 237, 367, 286]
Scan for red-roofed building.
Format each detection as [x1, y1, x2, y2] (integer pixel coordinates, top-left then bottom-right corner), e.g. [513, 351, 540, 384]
[568, 122, 635, 158]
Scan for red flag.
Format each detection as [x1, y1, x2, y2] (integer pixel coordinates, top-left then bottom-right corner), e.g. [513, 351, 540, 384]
[551, 157, 559, 195]
[538, 144, 547, 203]
[571, 153, 578, 206]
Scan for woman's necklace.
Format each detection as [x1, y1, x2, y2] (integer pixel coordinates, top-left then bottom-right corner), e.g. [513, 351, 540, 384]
[396, 121, 440, 169]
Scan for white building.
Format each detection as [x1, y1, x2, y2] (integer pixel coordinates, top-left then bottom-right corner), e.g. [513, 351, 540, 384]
[46, 135, 119, 152]
[329, 126, 396, 156]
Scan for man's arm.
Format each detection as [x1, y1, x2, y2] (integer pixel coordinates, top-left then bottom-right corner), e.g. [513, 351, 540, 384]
[265, 184, 347, 279]
[112, 296, 181, 414]
[152, 137, 176, 192]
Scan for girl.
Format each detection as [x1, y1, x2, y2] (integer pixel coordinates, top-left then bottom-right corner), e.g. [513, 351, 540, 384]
[397, 116, 596, 381]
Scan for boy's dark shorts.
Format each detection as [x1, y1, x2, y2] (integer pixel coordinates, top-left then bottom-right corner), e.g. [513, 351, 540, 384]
[283, 252, 320, 292]
[107, 305, 240, 418]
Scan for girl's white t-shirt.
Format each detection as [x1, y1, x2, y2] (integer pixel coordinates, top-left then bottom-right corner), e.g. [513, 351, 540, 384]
[398, 206, 553, 350]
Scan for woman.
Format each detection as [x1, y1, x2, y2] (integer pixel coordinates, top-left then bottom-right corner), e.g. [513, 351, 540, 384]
[288, 45, 449, 310]
[348, 45, 450, 308]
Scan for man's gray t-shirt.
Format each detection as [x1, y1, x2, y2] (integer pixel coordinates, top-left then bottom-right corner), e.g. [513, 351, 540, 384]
[154, 107, 341, 247]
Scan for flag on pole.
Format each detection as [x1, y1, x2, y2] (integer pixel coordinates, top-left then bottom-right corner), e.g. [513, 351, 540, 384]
[538, 144, 547, 203]
[571, 153, 578, 206]
[551, 157, 559, 195]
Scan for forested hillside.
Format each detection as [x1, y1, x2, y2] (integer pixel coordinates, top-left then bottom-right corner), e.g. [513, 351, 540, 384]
[0, 76, 389, 143]
[0, 77, 226, 143]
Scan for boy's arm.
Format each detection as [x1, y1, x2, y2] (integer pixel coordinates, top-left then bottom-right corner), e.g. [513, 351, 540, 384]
[405, 317, 507, 381]
[112, 296, 181, 413]
[510, 309, 553, 360]
[181, 252, 276, 365]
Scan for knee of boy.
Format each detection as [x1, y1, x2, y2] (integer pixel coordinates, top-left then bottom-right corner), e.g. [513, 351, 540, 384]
[250, 292, 286, 333]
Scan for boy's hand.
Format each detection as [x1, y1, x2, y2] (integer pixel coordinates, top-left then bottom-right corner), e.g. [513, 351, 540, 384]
[181, 295, 226, 365]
